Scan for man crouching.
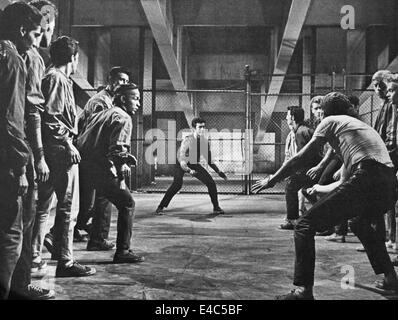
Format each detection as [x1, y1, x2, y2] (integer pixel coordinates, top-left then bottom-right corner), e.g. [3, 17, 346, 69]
[77, 83, 144, 263]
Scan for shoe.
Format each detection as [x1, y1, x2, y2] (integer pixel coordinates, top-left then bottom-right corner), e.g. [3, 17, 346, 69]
[55, 261, 96, 278]
[275, 288, 314, 300]
[374, 279, 398, 293]
[392, 256, 398, 267]
[386, 240, 395, 249]
[113, 250, 145, 264]
[43, 233, 54, 254]
[155, 207, 165, 215]
[31, 260, 47, 273]
[87, 239, 115, 251]
[74, 228, 89, 242]
[356, 246, 366, 252]
[325, 233, 346, 243]
[316, 229, 334, 236]
[23, 285, 55, 300]
[279, 220, 295, 230]
[213, 207, 225, 215]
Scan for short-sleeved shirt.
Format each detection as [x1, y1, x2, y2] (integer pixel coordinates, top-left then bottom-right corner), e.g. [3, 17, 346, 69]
[41, 67, 78, 146]
[77, 107, 132, 167]
[313, 115, 393, 173]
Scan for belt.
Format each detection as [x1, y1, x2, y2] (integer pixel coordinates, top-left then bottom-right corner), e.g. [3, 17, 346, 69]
[354, 159, 389, 171]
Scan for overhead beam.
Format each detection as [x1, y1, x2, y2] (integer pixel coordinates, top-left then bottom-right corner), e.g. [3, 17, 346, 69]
[257, 0, 312, 137]
[140, 0, 194, 125]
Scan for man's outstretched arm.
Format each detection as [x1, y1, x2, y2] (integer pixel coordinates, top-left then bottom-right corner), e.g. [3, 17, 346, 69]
[252, 136, 326, 193]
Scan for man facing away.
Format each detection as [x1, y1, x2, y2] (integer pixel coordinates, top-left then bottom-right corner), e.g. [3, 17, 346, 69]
[77, 84, 144, 263]
[156, 117, 227, 215]
[252, 92, 398, 300]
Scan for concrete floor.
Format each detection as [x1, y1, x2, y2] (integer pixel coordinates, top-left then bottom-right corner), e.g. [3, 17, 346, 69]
[32, 193, 398, 300]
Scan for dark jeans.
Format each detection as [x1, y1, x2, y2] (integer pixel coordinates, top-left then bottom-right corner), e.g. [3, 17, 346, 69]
[76, 169, 112, 237]
[318, 156, 348, 235]
[293, 160, 397, 287]
[80, 161, 134, 252]
[159, 163, 220, 209]
[0, 169, 23, 300]
[285, 172, 314, 220]
[10, 152, 36, 298]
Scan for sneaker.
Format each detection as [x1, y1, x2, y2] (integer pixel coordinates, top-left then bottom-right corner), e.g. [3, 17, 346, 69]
[213, 207, 225, 215]
[155, 207, 165, 215]
[74, 228, 89, 242]
[316, 229, 334, 236]
[55, 261, 96, 278]
[113, 250, 145, 264]
[325, 233, 346, 243]
[386, 240, 395, 249]
[31, 260, 47, 273]
[25, 284, 55, 300]
[87, 239, 115, 251]
[43, 233, 54, 254]
[279, 220, 295, 230]
[356, 245, 366, 252]
[275, 288, 314, 300]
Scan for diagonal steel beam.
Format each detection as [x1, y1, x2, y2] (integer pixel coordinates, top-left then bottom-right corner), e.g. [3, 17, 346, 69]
[140, 0, 194, 125]
[257, 0, 312, 138]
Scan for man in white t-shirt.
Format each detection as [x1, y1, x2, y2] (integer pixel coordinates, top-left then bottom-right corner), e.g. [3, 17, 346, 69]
[252, 92, 398, 300]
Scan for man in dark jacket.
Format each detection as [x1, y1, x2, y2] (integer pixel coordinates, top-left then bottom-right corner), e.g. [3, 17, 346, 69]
[279, 106, 320, 230]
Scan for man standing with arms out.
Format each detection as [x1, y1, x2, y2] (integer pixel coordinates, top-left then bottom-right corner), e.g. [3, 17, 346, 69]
[156, 117, 227, 215]
[253, 92, 398, 299]
[75, 66, 131, 247]
[77, 84, 144, 263]
[279, 106, 320, 230]
[0, 2, 54, 300]
[37, 36, 96, 277]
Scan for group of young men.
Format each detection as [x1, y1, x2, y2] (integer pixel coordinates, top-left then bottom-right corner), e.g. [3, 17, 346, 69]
[1, 0, 398, 302]
[0, 1, 143, 300]
[252, 71, 398, 299]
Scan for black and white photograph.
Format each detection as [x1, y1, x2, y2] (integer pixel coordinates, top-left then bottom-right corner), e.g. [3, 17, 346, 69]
[0, 0, 398, 310]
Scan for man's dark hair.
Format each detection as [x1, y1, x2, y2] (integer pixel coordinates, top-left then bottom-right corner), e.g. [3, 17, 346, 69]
[348, 95, 359, 107]
[109, 66, 131, 81]
[113, 83, 139, 106]
[321, 92, 357, 117]
[191, 117, 206, 128]
[287, 106, 305, 124]
[50, 36, 79, 66]
[0, 2, 43, 41]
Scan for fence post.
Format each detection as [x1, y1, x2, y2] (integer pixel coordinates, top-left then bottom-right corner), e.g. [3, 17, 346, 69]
[342, 69, 347, 94]
[331, 71, 336, 91]
[244, 65, 252, 195]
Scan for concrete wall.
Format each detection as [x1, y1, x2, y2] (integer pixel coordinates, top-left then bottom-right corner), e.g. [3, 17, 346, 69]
[189, 54, 268, 80]
[73, 0, 147, 26]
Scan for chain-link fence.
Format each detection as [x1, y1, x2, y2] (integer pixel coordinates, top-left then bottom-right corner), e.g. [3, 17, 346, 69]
[76, 71, 383, 195]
